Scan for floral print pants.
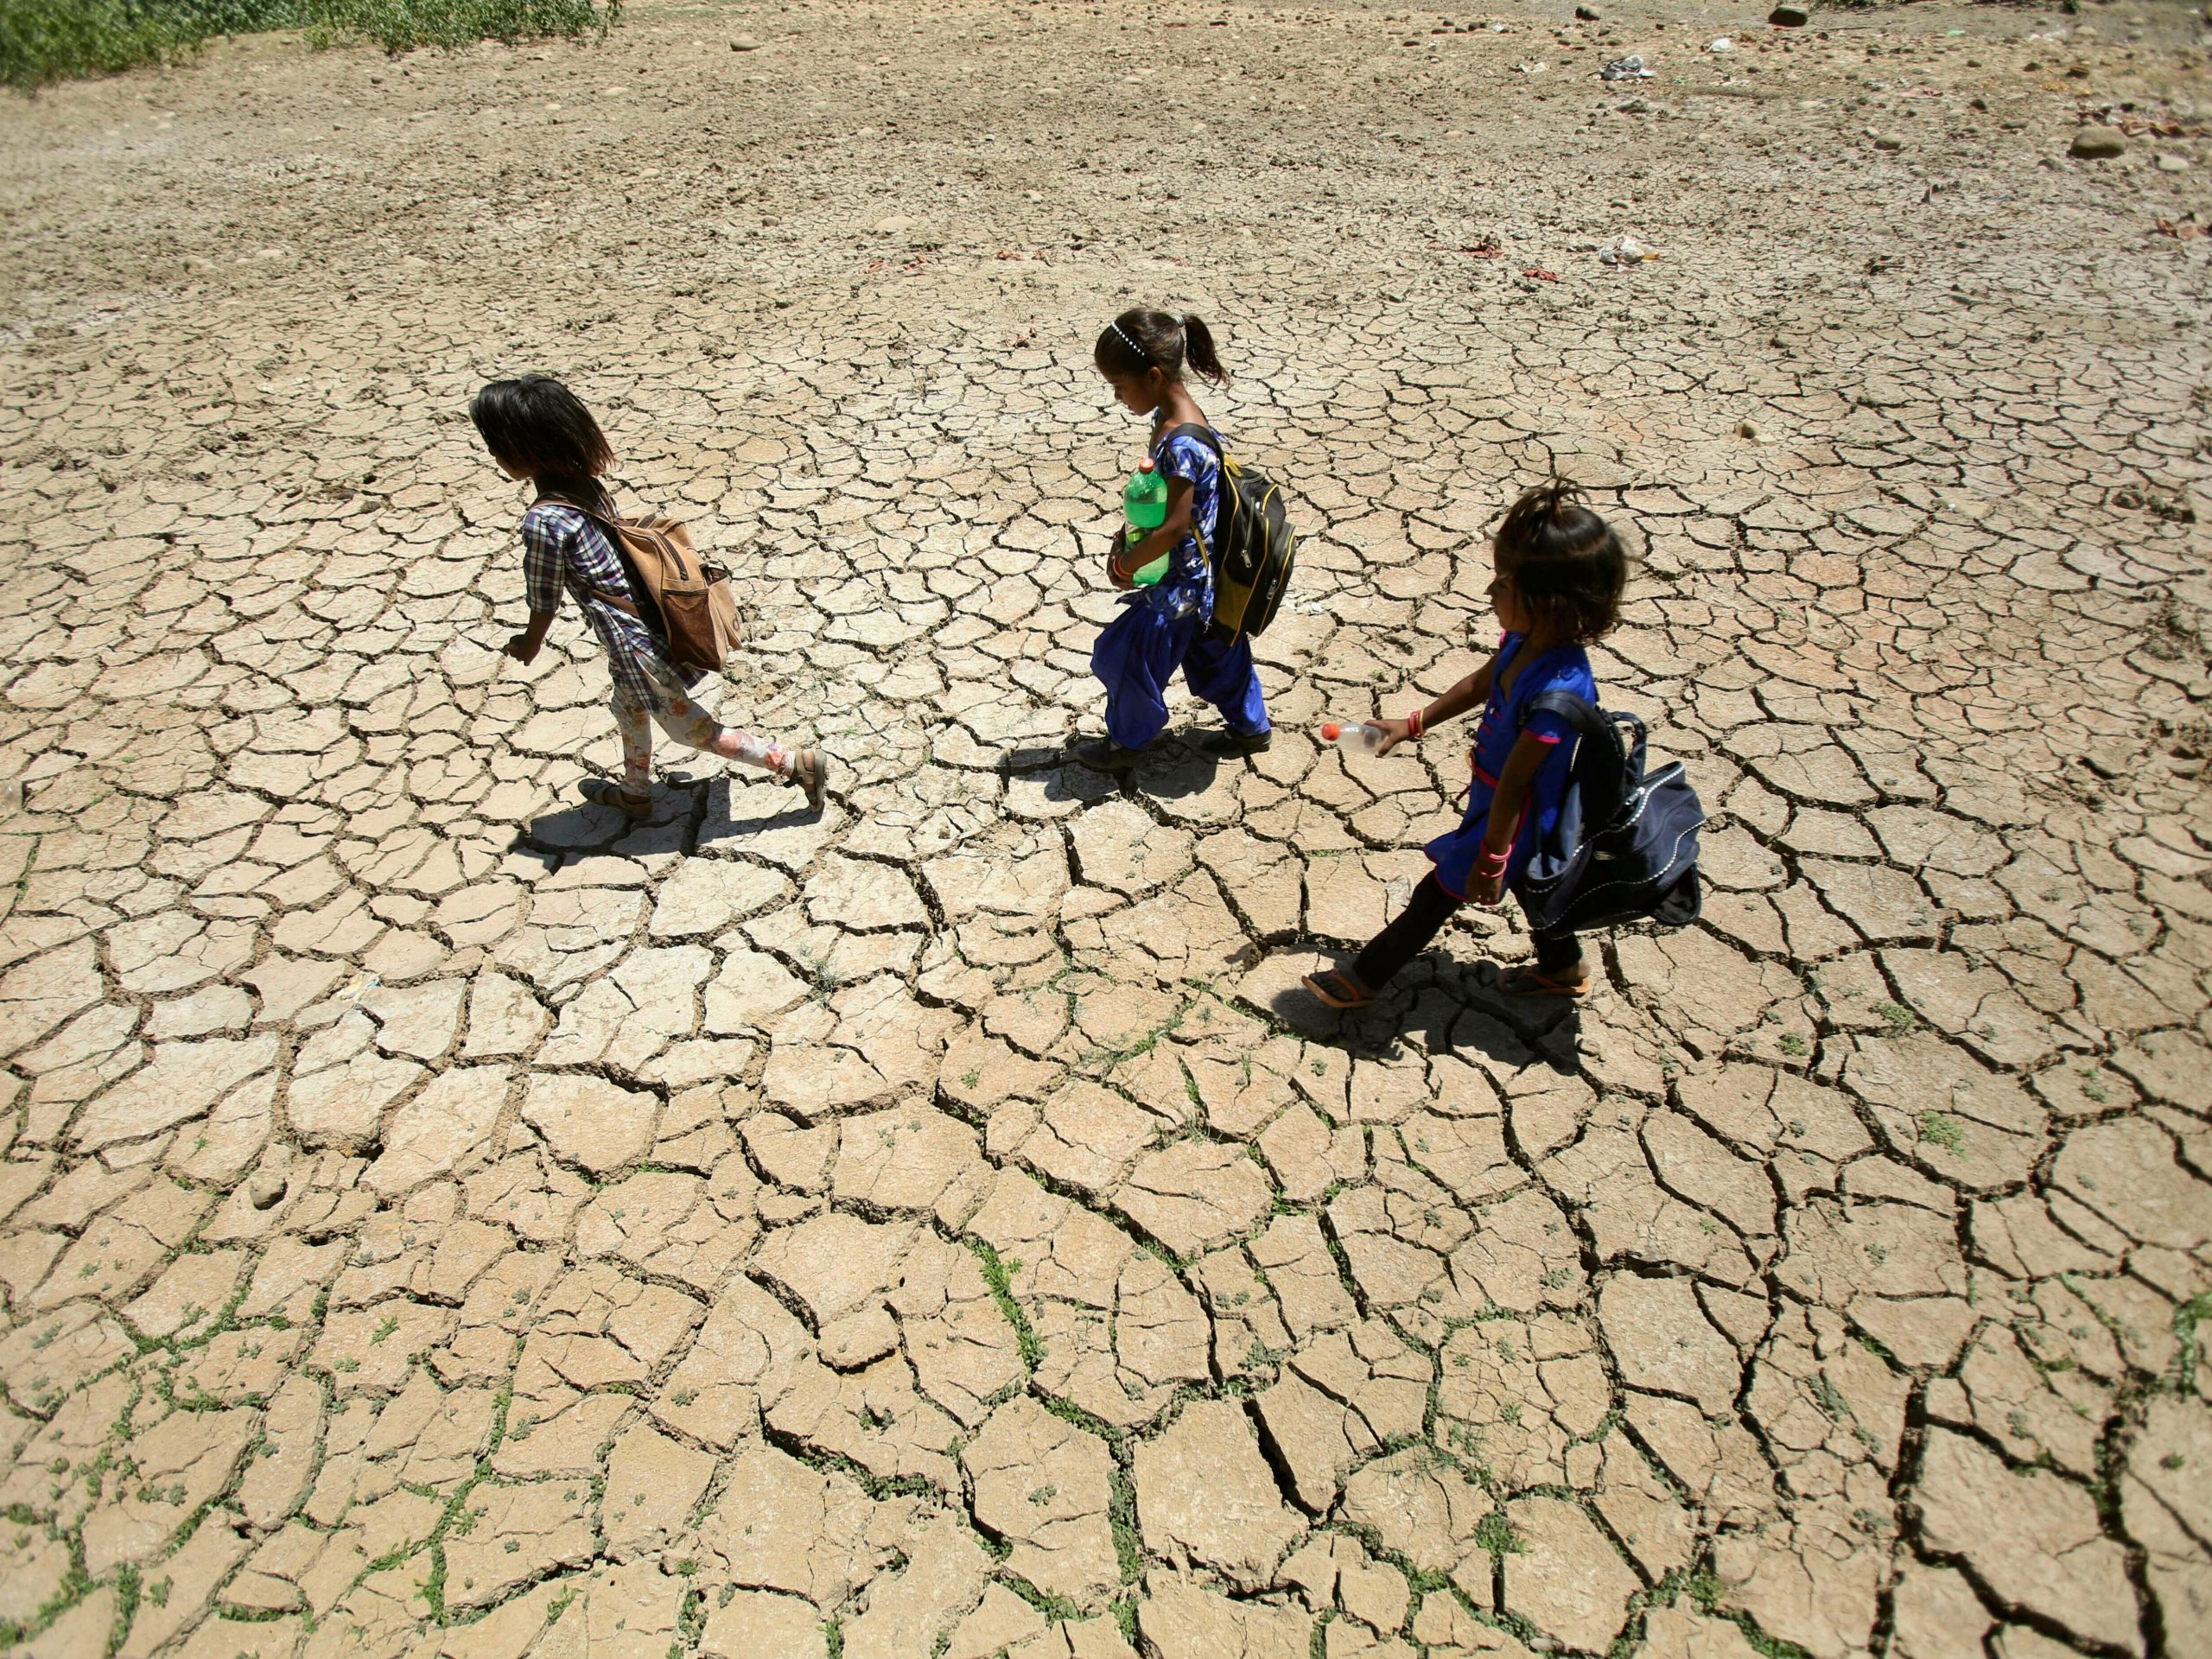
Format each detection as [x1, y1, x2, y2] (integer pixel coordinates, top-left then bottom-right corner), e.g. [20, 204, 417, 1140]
[609, 658, 789, 793]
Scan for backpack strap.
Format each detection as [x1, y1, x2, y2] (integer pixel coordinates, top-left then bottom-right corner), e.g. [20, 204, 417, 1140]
[1160, 422, 1228, 467]
[532, 492, 649, 623]
[1519, 689, 1608, 738]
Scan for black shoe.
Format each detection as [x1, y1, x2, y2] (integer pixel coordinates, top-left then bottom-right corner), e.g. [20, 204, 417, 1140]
[1198, 728, 1274, 758]
[1070, 737, 1145, 772]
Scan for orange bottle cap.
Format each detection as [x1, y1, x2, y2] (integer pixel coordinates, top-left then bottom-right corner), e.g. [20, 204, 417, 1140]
[1320, 722, 1342, 741]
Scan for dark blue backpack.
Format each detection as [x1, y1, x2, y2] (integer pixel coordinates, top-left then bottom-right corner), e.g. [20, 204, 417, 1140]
[1513, 691, 1705, 935]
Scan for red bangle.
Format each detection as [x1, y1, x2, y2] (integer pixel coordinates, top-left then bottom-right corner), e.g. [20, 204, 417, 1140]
[1406, 708, 1425, 739]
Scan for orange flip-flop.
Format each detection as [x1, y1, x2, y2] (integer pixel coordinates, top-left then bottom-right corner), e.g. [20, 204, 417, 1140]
[1302, 968, 1376, 1009]
[1497, 963, 1592, 999]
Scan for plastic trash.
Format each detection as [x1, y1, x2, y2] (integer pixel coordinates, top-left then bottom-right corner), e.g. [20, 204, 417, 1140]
[1709, 36, 1735, 51]
[1600, 53, 1650, 79]
[1320, 721, 1387, 755]
[1598, 233, 1659, 264]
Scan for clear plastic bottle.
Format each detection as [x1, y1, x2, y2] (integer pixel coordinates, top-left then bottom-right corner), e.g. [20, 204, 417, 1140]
[1320, 721, 1386, 754]
[1123, 456, 1171, 587]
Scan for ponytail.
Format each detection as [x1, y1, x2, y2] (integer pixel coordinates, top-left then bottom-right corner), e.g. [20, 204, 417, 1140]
[1093, 307, 1231, 387]
[1181, 315, 1229, 386]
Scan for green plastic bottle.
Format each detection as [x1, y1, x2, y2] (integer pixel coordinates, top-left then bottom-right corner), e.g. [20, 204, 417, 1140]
[1123, 456, 1171, 587]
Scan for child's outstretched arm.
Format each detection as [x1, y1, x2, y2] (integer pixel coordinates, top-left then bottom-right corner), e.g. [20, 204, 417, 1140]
[510, 512, 570, 664]
[1464, 729, 1554, 903]
[505, 609, 556, 665]
[1372, 651, 1500, 754]
[1109, 479, 1194, 589]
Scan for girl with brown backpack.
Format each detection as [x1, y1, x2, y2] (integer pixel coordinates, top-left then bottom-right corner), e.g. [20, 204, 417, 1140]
[470, 375, 827, 817]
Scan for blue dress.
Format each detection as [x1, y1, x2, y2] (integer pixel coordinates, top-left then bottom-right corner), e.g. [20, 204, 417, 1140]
[1426, 632, 1597, 900]
[1090, 425, 1270, 750]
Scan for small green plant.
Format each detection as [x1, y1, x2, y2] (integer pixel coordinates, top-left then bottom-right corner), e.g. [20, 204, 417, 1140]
[1472, 1511, 1524, 1557]
[969, 1240, 1042, 1372]
[1873, 1001, 1916, 1031]
[1918, 1111, 1965, 1154]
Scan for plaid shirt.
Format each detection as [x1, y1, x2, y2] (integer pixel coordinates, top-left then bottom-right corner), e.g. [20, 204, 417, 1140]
[520, 501, 696, 706]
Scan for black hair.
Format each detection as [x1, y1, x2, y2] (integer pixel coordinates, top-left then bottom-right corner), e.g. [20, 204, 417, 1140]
[1093, 308, 1230, 387]
[1492, 480, 1630, 642]
[468, 375, 613, 490]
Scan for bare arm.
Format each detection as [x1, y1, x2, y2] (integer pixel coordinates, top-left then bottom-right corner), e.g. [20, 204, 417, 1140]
[505, 610, 556, 664]
[1370, 651, 1500, 755]
[1465, 728, 1557, 903]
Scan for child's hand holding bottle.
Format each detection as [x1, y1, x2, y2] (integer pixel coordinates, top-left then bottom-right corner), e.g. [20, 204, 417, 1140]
[1320, 715, 1417, 756]
[1120, 455, 1170, 588]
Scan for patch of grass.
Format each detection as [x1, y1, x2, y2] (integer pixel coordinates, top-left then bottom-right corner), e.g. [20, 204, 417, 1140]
[1115, 1597, 1140, 1646]
[1917, 1110, 1965, 1154]
[2, 0, 620, 92]
[1108, 1459, 1142, 1583]
[968, 1240, 1042, 1373]
[307, 0, 619, 54]
[2176, 1291, 2211, 1396]
[1471, 1511, 1524, 1557]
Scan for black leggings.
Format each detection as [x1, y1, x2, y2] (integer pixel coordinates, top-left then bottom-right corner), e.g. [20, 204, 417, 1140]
[1352, 873, 1581, 990]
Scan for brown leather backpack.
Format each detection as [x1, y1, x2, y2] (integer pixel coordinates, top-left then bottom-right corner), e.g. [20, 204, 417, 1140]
[540, 493, 745, 676]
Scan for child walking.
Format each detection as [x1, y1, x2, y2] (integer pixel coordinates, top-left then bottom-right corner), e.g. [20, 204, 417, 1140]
[1071, 308, 1272, 770]
[1304, 482, 1630, 1005]
[470, 375, 827, 816]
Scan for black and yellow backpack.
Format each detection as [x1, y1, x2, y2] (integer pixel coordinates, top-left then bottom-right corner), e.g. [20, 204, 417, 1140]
[1166, 423, 1297, 642]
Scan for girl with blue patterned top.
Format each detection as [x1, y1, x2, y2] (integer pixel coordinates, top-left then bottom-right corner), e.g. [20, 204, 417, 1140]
[1071, 309, 1273, 772]
[1305, 483, 1630, 1007]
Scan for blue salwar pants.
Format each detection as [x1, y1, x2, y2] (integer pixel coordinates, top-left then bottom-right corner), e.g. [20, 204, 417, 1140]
[1091, 598, 1270, 751]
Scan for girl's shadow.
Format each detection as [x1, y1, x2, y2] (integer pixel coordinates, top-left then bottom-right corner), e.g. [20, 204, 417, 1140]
[1265, 957, 1586, 1065]
[697, 772, 830, 854]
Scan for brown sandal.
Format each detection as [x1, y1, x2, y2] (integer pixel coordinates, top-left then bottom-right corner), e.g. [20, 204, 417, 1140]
[1497, 963, 1592, 999]
[787, 748, 828, 812]
[1301, 968, 1376, 1009]
[581, 778, 652, 820]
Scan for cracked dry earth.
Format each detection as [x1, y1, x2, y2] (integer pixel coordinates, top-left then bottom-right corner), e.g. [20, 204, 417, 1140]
[3, 0, 2212, 1656]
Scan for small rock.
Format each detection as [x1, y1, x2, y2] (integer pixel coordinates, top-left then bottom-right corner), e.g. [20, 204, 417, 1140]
[2157, 152, 2190, 172]
[1769, 5, 1809, 25]
[247, 1171, 287, 1211]
[870, 213, 918, 235]
[1872, 133, 1905, 151]
[1738, 420, 1762, 441]
[1575, 4, 1600, 18]
[729, 35, 760, 50]
[2069, 129, 2126, 160]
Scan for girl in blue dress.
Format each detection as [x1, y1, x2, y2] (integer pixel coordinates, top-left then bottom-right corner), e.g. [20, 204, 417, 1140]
[1304, 483, 1630, 1004]
[1071, 308, 1272, 770]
